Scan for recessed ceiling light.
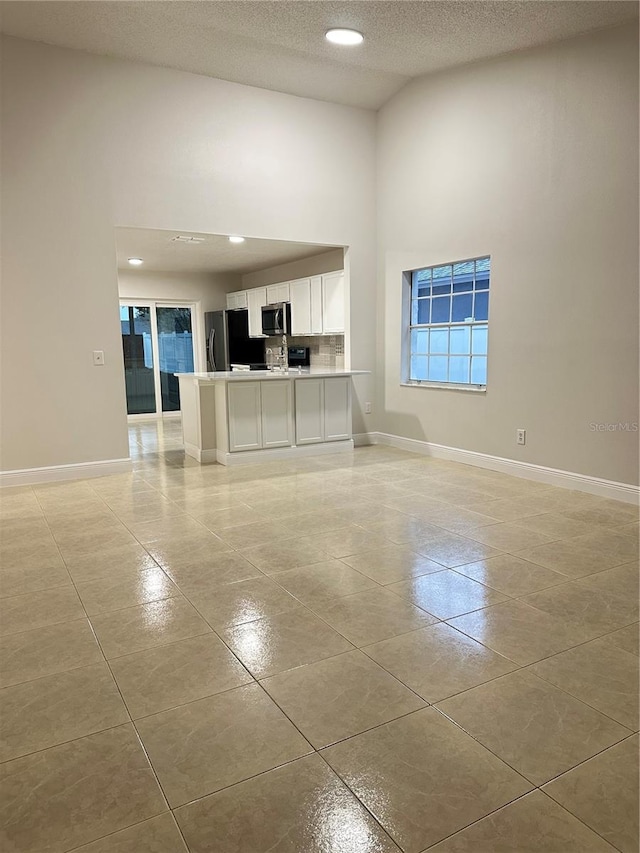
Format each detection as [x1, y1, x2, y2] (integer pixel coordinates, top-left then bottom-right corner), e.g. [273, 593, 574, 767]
[325, 28, 364, 46]
[128, 257, 144, 266]
[229, 235, 245, 244]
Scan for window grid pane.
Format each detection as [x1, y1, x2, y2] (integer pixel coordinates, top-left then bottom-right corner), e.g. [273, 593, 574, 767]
[409, 256, 490, 386]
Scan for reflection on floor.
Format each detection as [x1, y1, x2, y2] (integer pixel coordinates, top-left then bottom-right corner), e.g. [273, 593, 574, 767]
[0, 417, 638, 852]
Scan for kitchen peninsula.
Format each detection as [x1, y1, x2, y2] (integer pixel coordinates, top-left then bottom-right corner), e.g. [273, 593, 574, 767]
[176, 369, 368, 465]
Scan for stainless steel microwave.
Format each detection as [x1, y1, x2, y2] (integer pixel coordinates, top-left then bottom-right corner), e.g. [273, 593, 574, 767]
[261, 302, 291, 336]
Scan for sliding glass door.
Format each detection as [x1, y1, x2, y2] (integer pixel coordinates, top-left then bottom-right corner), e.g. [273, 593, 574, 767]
[156, 306, 194, 412]
[121, 305, 156, 415]
[120, 301, 196, 416]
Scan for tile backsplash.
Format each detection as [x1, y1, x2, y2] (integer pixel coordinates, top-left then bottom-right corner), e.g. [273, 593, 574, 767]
[266, 335, 345, 369]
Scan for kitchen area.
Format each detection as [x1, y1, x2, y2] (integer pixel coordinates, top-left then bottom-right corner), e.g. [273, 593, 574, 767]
[116, 229, 366, 465]
[205, 267, 346, 374]
[180, 265, 366, 465]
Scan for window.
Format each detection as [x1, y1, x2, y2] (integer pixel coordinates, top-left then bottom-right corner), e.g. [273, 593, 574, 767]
[407, 256, 490, 388]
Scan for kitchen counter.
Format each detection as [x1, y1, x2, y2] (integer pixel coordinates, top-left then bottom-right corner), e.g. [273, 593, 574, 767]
[175, 368, 368, 382]
[175, 369, 369, 466]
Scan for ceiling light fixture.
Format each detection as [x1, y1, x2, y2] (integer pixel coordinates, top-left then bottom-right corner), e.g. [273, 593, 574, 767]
[325, 28, 364, 46]
[171, 235, 206, 244]
[128, 257, 144, 266]
[228, 235, 245, 244]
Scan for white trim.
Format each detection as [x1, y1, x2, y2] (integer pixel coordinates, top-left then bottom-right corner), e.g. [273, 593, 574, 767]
[353, 433, 375, 447]
[127, 413, 161, 422]
[183, 443, 218, 464]
[216, 440, 355, 466]
[0, 458, 133, 488]
[363, 432, 639, 505]
[127, 411, 182, 422]
[400, 382, 486, 393]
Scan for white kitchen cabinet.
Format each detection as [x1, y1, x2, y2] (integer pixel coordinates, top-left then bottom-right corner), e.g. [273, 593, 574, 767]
[179, 371, 362, 465]
[247, 287, 267, 337]
[289, 276, 324, 336]
[228, 382, 262, 451]
[295, 377, 351, 445]
[261, 380, 293, 448]
[322, 272, 345, 334]
[324, 376, 352, 441]
[226, 291, 248, 310]
[310, 276, 324, 334]
[228, 380, 293, 452]
[266, 282, 290, 304]
[236, 272, 345, 336]
[289, 278, 312, 335]
[294, 379, 325, 444]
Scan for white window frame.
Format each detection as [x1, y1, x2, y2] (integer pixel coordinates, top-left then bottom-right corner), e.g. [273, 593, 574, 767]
[401, 256, 490, 392]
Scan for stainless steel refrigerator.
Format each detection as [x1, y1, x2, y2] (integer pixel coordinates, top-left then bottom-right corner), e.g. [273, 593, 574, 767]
[205, 309, 266, 371]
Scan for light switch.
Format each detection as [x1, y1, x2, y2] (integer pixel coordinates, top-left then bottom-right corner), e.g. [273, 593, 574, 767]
[93, 350, 105, 366]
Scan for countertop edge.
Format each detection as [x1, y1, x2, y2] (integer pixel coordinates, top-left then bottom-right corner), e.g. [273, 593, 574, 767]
[175, 370, 370, 383]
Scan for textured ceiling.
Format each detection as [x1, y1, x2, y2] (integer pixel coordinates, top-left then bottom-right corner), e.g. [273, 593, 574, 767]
[1, 1, 637, 109]
[115, 228, 339, 274]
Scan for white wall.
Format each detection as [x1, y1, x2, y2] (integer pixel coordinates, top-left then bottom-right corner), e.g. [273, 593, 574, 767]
[118, 269, 240, 373]
[241, 248, 344, 289]
[0, 37, 377, 472]
[118, 269, 239, 311]
[377, 24, 639, 485]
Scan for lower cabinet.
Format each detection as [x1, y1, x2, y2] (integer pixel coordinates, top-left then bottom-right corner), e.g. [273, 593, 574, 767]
[228, 378, 351, 454]
[227, 382, 262, 451]
[261, 380, 293, 448]
[228, 381, 293, 452]
[295, 377, 352, 445]
[323, 376, 352, 441]
[294, 379, 324, 445]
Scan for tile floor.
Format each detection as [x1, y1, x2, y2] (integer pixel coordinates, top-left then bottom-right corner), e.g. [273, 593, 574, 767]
[0, 417, 638, 852]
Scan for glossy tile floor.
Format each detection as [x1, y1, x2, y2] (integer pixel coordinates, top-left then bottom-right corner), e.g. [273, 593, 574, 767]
[0, 417, 638, 852]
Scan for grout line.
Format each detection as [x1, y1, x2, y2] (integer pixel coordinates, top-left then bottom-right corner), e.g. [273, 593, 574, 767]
[3, 425, 636, 852]
[62, 811, 188, 853]
[431, 698, 636, 794]
[31, 487, 174, 818]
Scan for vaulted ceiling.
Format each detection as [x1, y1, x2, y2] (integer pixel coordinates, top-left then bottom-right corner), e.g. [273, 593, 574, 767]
[1, 1, 637, 109]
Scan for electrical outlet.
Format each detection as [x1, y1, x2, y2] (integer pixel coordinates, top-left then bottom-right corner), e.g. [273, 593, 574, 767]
[93, 350, 105, 366]
[516, 428, 526, 446]
[365, 402, 372, 414]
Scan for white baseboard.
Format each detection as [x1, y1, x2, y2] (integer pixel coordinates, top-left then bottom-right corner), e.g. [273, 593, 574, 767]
[0, 458, 133, 488]
[363, 432, 639, 505]
[216, 440, 355, 466]
[183, 443, 218, 464]
[354, 433, 376, 447]
[127, 412, 182, 422]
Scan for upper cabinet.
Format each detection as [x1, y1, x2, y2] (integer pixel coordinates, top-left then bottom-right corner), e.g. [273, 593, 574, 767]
[289, 278, 311, 336]
[289, 273, 344, 336]
[228, 271, 345, 336]
[266, 282, 290, 304]
[226, 290, 248, 310]
[322, 271, 345, 334]
[310, 276, 324, 334]
[247, 287, 268, 337]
